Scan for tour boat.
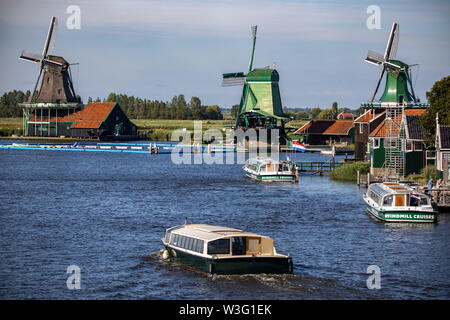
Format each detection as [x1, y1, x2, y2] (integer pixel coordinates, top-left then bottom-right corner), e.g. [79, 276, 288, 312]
[243, 157, 297, 182]
[363, 182, 437, 223]
[161, 224, 294, 274]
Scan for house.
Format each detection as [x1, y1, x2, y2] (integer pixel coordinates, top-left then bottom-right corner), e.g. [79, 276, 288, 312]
[435, 114, 450, 178]
[294, 120, 354, 145]
[368, 109, 428, 177]
[337, 112, 354, 120]
[28, 102, 137, 140]
[353, 109, 386, 160]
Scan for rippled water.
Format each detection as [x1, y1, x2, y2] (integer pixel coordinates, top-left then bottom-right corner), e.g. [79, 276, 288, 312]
[0, 147, 449, 299]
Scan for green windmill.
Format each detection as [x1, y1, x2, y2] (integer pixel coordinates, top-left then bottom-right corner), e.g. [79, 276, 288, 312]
[222, 26, 291, 138]
[364, 22, 422, 106]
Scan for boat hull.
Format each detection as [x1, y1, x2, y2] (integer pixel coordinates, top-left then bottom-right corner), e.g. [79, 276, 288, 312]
[366, 205, 437, 223]
[244, 171, 295, 182]
[165, 246, 293, 275]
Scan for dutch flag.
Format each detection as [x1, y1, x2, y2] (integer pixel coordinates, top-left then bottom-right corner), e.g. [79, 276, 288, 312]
[292, 141, 307, 152]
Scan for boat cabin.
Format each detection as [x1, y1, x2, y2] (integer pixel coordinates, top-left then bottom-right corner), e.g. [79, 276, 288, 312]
[367, 182, 431, 208]
[163, 224, 276, 257]
[245, 157, 294, 175]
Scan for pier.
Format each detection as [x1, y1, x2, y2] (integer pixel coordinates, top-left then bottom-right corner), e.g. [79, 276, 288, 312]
[295, 160, 342, 175]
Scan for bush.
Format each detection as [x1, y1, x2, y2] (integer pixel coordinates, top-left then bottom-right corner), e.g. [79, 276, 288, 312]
[420, 165, 441, 181]
[330, 161, 370, 182]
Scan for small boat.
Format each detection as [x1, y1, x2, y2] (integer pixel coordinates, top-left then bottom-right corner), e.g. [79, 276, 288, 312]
[363, 182, 438, 223]
[161, 223, 293, 274]
[243, 157, 296, 182]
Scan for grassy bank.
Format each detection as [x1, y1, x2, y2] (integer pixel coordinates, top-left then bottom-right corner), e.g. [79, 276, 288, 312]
[0, 118, 307, 142]
[330, 161, 370, 182]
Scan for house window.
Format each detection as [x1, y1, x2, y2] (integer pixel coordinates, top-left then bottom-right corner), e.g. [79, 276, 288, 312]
[359, 123, 364, 134]
[373, 138, 380, 149]
[406, 141, 413, 152]
[47, 77, 50, 84]
[58, 89, 61, 95]
[414, 142, 423, 151]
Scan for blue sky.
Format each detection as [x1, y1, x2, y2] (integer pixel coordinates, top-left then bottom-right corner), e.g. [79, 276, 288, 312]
[0, 0, 449, 110]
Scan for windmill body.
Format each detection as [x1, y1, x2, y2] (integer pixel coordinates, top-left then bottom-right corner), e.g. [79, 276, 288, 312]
[18, 17, 81, 137]
[360, 22, 429, 180]
[222, 26, 290, 143]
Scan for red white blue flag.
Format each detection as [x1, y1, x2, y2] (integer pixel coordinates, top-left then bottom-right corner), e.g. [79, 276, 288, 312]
[292, 141, 307, 152]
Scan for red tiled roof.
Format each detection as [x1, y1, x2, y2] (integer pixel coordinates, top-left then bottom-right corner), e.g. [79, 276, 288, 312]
[29, 102, 117, 129]
[294, 120, 354, 135]
[337, 112, 354, 120]
[369, 109, 426, 138]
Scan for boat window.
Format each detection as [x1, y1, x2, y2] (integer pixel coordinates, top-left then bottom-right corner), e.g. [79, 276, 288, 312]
[172, 234, 179, 246]
[410, 195, 420, 207]
[186, 237, 193, 251]
[383, 195, 393, 206]
[420, 197, 429, 206]
[179, 235, 186, 248]
[195, 239, 204, 254]
[394, 195, 406, 207]
[232, 237, 246, 255]
[368, 190, 381, 205]
[259, 165, 266, 173]
[207, 239, 230, 254]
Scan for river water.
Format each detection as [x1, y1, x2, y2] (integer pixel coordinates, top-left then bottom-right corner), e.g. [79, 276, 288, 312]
[0, 146, 449, 299]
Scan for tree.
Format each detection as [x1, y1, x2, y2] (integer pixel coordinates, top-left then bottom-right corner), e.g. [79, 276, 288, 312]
[317, 108, 334, 120]
[230, 104, 240, 119]
[331, 102, 338, 119]
[419, 75, 450, 145]
[310, 107, 322, 119]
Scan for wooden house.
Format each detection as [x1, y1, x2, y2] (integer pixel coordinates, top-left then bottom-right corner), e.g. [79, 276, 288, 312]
[294, 120, 354, 145]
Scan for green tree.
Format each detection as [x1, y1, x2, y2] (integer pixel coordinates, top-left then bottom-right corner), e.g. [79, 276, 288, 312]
[419, 75, 450, 145]
[230, 104, 240, 119]
[310, 107, 322, 119]
[331, 102, 338, 119]
[317, 108, 334, 120]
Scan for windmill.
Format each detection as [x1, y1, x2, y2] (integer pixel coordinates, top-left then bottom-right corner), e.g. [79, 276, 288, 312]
[20, 16, 78, 103]
[222, 26, 290, 137]
[365, 22, 418, 105]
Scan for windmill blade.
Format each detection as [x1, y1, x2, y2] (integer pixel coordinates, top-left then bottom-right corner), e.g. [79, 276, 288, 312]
[384, 22, 399, 60]
[19, 50, 43, 63]
[222, 72, 246, 86]
[365, 50, 385, 66]
[43, 57, 65, 67]
[248, 25, 257, 73]
[384, 61, 402, 70]
[30, 67, 44, 103]
[42, 16, 58, 57]
[370, 67, 385, 103]
[389, 24, 399, 60]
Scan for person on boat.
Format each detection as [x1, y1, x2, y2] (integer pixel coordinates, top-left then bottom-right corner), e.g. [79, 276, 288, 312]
[427, 177, 434, 194]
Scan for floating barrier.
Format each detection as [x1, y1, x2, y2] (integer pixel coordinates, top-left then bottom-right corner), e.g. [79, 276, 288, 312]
[0, 142, 236, 154]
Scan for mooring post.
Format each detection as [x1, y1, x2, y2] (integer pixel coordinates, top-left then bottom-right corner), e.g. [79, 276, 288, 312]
[357, 170, 360, 186]
[367, 172, 370, 186]
[295, 168, 299, 183]
[154, 143, 158, 154]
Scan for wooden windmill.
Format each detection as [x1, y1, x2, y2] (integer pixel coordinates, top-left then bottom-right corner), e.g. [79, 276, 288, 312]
[20, 16, 78, 103]
[365, 22, 419, 105]
[222, 26, 290, 141]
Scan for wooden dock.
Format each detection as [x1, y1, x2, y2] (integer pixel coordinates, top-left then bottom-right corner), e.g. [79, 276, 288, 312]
[295, 161, 342, 174]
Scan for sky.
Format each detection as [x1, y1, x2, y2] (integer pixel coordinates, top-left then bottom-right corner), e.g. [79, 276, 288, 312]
[0, 0, 449, 110]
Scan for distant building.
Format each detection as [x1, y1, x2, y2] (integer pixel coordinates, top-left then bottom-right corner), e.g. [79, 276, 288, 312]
[435, 114, 450, 175]
[294, 120, 354, 145]
[28, 102, 137, 140]
[337, 112, 354, 120]
[353, 109, 386, 160]
[368, 109, 428, 176]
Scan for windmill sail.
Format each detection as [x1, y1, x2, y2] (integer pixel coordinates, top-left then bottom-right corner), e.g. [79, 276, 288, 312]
[42, 16, 58, 57]
[384, 22, 399, 60]
[222, 72, 246, 86]
[20, 50, 44, 63]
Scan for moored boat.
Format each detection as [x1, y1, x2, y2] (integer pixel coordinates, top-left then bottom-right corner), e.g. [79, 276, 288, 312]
[161, 223, 293, 274]
[243, 157, 296, 182]
[363, 182, 437, 223]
